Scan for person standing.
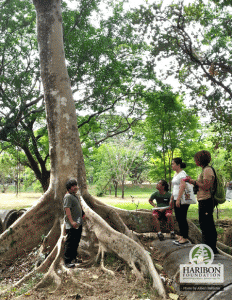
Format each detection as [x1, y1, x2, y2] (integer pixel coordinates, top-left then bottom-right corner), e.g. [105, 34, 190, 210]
[170, 157, 189, 245]
[149, 179, 175, 241]
[186, 150, 218, 254]
[63, 178, 84, 268]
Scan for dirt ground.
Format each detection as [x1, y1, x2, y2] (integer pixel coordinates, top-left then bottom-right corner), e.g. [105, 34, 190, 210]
[0, 194, 231, 299]
[1, 223, 231, 300]
[0, 234, 185, 300]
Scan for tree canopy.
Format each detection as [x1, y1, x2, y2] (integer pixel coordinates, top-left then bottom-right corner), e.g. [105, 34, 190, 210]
[0, 0, 231, 190]
[129, 0, 231, 130]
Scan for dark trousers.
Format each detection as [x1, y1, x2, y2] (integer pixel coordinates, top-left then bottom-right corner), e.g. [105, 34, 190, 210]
[198, 198, 218, 254]
[64, 226, 82, 264]
[174, 202, 189, 239]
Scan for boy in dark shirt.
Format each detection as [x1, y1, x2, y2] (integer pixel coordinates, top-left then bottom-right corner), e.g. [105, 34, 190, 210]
[63, 178, 84, 268]
[149, 180, 174, 241]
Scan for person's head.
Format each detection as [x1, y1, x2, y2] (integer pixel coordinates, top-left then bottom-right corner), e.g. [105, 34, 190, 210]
[194, 150, 211, 168]
[156, 179, 169, 192]
[171, 157, 186, 171]
[66, 178, 78, 193]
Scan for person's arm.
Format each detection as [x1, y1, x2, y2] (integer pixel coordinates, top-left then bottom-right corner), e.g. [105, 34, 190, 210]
[170, 194, 174, 208]
[168, 193, 173, 209]
[82, 210, 86, 220]
[65, 207, 79, 229]
[192, 179, 211, 191]
[176, 179, 186, 207]
[149, 198, 156, 208]
[188, 170, 213, 191]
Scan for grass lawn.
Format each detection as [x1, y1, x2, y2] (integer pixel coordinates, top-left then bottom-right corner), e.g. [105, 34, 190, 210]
[0, 192, 43, 210]
[0, 185, 231, 221]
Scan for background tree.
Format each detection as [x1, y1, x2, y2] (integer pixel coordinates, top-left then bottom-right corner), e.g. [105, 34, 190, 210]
[90, 137, 146, 197]
[0, 152, 17, 193]
[143, 88, 201, 186]
[129, 0, 231, 140]
[0, 0, 51, 191]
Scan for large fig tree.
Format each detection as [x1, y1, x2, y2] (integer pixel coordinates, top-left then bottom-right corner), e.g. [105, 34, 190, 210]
[0, 0, 166, 298]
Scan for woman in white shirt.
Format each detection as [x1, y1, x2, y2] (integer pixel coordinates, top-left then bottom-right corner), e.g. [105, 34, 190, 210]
[170, 157, 189, 245]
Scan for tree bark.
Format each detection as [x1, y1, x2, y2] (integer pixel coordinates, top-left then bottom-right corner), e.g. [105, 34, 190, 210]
[121, 174, 125, 198]
[113, 179, 118, 197]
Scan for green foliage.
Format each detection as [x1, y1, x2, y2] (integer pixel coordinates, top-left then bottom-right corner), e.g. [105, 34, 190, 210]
[13, 273, 43, 296]
[129, 0, 232, 136]
[0, 0, 50, 191]
[0, 0, 39, 139]
[0, 152, 17, 192]
[10, 240, 16, 248]
[31, 181, 44, 193]
[143, 88, 202, 184]
[7, 227, 13, 236]
[89, 136, 148, 197]
[63, 0, 150, 150]
[104, 253, 118, 266]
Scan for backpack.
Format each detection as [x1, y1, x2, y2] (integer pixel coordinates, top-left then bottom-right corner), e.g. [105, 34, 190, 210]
[210, 166, 226, 206]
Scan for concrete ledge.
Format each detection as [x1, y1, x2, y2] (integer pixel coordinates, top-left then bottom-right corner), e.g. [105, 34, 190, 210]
[152, 237, 232, 299]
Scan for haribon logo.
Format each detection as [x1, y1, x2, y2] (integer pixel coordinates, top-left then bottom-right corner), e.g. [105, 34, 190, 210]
[180, 244, 224, 285]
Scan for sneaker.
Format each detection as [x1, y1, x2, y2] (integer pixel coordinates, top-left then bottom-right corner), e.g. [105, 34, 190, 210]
[173, 240, 180, 245]
[65, 263, 75, 268]
[72, 258, 83, 264]
[175, 240, 189, 245]
[157, 232, 164, 241]
[170, 232, 175, 239]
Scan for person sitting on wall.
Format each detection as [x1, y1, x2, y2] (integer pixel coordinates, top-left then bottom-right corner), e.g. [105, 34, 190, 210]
[149, 180, 175, 241]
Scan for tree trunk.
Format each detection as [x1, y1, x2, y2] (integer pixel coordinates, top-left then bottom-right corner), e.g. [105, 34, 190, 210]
[113, 179, 118, 197]
[121, 174, 125, 198]
[0, 0, 82, 264]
